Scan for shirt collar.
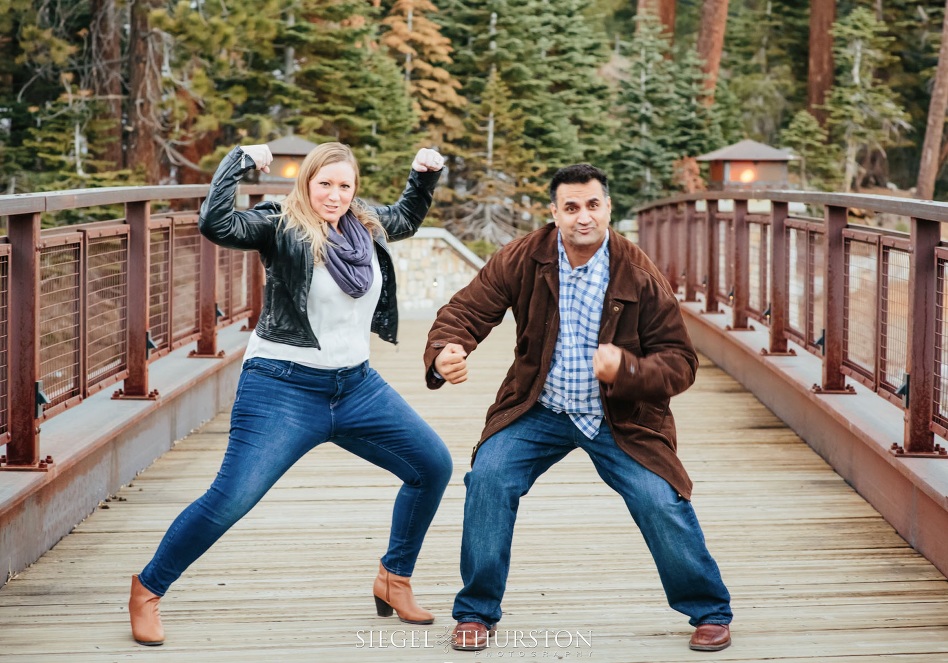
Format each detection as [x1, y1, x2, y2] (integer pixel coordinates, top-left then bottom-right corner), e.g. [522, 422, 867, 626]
[557, 231, 609, 275]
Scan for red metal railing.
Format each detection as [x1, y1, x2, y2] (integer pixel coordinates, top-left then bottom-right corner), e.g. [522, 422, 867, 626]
[0, 184, 287, 470]
[638, 190, 948, 458]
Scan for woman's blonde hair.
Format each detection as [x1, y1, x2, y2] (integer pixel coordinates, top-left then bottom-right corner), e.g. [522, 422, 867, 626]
[276, 142, 383, 263]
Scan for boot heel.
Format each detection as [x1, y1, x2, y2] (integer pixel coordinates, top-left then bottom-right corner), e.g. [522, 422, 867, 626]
[374, 595, 394, 617]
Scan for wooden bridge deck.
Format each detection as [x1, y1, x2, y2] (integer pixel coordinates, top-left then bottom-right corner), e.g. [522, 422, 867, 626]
[1, 319, 947, 662]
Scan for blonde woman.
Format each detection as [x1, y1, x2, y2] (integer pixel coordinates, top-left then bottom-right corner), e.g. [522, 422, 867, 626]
[128, 143, 452, 646]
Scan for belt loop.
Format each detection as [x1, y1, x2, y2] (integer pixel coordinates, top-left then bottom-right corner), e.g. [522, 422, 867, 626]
[361, 361, 368, 378]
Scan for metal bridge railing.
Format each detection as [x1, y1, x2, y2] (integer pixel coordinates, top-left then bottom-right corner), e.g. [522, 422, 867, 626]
[637, 190, 948, 459]
[0, 182, 290, 470]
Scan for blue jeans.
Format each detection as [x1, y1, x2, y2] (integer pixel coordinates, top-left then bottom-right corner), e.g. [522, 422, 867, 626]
[139, 358, 453, 596]
[453, 404, 732, 628]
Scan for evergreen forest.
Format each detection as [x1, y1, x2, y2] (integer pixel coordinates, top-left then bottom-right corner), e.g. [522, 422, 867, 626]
[2, 0, 948, 248]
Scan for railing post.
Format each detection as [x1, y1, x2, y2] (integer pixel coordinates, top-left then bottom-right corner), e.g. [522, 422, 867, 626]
[818, 205, 852, 393]
[647, 209, 655, 257]
[704, 200, 720, 314]
[730, 199, 750, 330]
[765, 201, 793, 355]
[244, 193, 265, 331]
[635, 211, 646, 251]
[4, 213, 44, 469]
[650, 209, 662, 272]
[191, 236, 222, 357]
[901, 216, 939, 454]
[683, 201, 697, 302]
[114, 201, 158, 400]
[665, 205, 679, 291]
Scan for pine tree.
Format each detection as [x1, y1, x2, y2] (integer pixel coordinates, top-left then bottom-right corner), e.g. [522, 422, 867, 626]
[612, 13, 681, 212]
[381, 0, 466, 147]
[780, 109, 841, 190]
[450, 67, 543, 247]
[531, 0, 616, 168]
[149, 0, 290, 181]
[434, 0, 615, 233]
[722, 0, 803, 144]
[356, 46, 421, 202]
[668, 45, 726, 158]
[0, 0, 134, 198]
[291, 0, 420, 199]
[823, 7, 912, 192]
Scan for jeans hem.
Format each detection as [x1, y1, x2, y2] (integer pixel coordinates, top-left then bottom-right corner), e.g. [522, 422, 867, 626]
[380, 561, 411, 578]
[453, 616, 493, 628]
[136, 574, 165, 598]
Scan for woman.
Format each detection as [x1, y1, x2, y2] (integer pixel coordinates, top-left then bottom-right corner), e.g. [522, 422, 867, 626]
[128, 143, 453, 646]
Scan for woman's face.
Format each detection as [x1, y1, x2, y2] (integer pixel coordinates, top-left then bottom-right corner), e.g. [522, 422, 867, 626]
[308, 160, 357, 228]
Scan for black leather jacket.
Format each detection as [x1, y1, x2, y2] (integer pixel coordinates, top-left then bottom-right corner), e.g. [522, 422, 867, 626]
[199, 146, 441, 348]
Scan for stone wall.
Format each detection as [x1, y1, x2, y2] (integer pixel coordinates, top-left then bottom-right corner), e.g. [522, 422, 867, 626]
[389, 227, 485, 318]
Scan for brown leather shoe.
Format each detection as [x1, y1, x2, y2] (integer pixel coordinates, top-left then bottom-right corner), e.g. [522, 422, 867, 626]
[128, 575, 164, 646]
[451, 622, 493, 651]
[689, 623, 731, 651]
[372, 562, 435, 625]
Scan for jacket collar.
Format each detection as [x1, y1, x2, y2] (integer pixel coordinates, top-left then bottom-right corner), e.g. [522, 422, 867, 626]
[531, 223, 559, 265]
[532, 224, 640, 303]
[605, 228, 640, 303]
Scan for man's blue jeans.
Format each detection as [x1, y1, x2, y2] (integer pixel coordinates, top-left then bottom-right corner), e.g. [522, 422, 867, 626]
[138, 358, 453, 596]
[453, 403, 732, 628]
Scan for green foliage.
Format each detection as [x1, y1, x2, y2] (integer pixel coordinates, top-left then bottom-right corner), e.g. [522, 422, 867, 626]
[823, 7, 912, 192]
[450, 67, 543, 245]
[291, 0, 420, 199]
[5, 0, 948, 232]
[611, 13, 727, 214]
[435, 0, 613, 232]
[721, 0, 805, 144]
[780, 109, 841, 190]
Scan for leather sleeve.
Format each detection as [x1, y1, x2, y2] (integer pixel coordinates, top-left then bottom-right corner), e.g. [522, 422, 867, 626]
[198, 147, 280, 252]
[372, 169, 442, 242]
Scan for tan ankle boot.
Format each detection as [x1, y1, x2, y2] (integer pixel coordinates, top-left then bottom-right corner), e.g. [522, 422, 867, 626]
[372, 562, 435, 624]
[129, 575, 164, 645]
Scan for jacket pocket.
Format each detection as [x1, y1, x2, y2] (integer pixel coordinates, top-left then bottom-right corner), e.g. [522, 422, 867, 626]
[242, 358, 290, 379]
[633, 401, 668, 434]
[609, 300, 641, 350]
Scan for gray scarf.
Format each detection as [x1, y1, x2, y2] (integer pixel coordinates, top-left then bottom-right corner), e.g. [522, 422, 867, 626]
[325, 211, 374, 298]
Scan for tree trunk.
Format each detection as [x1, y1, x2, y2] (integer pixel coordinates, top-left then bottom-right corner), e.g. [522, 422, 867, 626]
[696, 0, 729, 99]
[636, 0, 676, 35]
[808, 0, 836, 126]
[89, 0, 123, 169]
[126, 0, 162, 182]
[917, 0, 948, 200]
[843, 137, 857, 193]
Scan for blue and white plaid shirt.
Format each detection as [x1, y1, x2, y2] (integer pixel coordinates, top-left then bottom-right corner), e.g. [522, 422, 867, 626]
[539, 232, 610, 438]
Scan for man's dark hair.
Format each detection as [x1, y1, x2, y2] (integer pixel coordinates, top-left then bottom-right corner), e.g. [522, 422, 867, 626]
[549, 164, 609, 205]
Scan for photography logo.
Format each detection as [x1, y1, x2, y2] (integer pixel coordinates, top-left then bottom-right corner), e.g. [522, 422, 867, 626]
[356, 627, 593, 657]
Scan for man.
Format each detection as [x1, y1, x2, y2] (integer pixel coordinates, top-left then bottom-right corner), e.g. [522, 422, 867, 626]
[424, 164, 732, 653]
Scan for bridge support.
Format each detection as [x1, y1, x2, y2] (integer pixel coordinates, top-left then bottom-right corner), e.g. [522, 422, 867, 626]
[1, 212, 47, 471]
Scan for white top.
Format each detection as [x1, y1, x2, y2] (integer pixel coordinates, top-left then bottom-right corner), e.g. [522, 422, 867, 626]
[244, 251, 383, 369]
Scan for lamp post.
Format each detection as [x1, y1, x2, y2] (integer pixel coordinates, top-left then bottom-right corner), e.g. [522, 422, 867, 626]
[261, 135, 320, 182]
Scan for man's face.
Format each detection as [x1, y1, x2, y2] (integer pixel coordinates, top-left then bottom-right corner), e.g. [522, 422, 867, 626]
[550, 179, 611, 263]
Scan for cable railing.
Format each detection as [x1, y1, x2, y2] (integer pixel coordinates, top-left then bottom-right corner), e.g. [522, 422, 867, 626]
[637, 190, 948, 459]
[0, 182, 290, 470]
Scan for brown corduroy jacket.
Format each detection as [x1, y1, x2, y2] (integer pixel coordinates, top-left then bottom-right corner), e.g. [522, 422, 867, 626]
[424, 223, 700, 499]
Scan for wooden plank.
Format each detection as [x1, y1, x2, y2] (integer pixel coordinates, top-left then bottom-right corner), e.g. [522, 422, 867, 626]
[0, 319, 947, 662]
